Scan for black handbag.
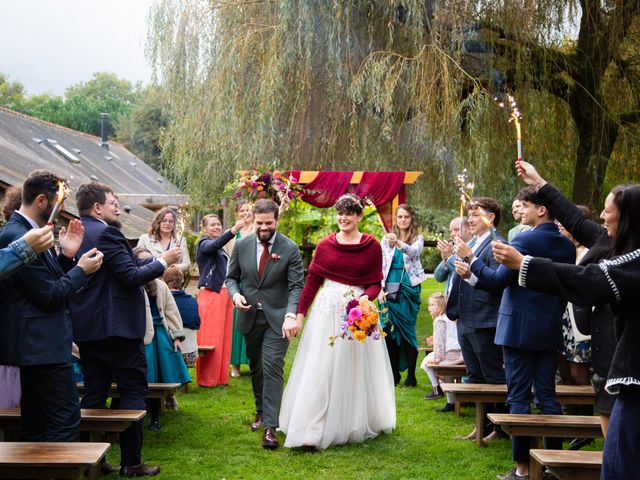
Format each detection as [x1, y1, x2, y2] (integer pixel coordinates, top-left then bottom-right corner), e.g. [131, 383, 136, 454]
[384, 269, 405, 302]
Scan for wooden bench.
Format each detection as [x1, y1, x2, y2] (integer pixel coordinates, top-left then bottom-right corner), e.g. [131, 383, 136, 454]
[77, 382, 181, 415]
[441, 383, 595, 447]
[0, 442, 110, 480]
[429, 363, 466, 379]
[427, 363, 466, 416]
[487, 413, 602, 447]
[529, 449, 602, 480]
[197, 345, 215, 357]
[0, 408, 146, 442]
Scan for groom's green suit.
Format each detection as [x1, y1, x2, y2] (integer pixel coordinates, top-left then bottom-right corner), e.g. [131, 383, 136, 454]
[225, 231, 304, 429]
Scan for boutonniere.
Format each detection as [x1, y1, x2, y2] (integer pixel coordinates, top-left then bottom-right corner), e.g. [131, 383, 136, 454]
[269, 253, 281, 262]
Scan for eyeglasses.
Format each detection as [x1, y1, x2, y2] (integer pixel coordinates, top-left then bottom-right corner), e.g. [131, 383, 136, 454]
[102, 200, 120, 209]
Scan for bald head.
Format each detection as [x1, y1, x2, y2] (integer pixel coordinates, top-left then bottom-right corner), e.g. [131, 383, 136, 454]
[449, 216, 471, 242]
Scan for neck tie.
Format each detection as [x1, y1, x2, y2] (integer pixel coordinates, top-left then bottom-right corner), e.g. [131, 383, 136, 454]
[258, 241, 270, 278]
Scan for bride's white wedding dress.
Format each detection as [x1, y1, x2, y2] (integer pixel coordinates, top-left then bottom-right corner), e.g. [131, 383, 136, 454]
[279, 280, 396, 450]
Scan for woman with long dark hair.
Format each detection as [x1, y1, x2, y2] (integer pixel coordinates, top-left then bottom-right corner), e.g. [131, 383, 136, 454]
[378, 204, 426, 386]
[512, 161, 617, 436]
[137, 207, 191, 274]
[493, 168, 640, 479]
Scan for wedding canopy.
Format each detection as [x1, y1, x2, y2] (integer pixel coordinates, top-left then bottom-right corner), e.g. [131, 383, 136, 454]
[289, 171, 422, 231]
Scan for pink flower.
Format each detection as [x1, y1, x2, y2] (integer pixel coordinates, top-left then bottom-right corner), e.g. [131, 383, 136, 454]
[347, 307, 362, 325]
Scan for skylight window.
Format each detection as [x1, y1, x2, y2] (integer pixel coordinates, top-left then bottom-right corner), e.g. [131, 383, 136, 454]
[43, 139, 80, 164]
[52, 144, 80, 164]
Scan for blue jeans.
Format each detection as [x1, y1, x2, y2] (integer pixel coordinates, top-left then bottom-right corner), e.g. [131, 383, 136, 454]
[602, 387, 640, 479]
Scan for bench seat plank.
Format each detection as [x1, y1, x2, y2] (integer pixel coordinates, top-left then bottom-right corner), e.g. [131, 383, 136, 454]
[442, 384, 595, 447]
[487, 413, 603, 439]
[529, 449, 602, 480]
[0, 442, 109, 479]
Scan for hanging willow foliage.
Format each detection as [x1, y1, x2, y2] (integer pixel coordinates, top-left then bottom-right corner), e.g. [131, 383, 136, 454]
[147, 0, 640, 210]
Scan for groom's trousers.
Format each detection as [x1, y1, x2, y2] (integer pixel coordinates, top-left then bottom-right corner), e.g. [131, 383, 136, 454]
[244, 311, 289, 428]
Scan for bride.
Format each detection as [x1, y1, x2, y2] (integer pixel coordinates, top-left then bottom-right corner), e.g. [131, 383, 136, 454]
[279, 194, 396, 450]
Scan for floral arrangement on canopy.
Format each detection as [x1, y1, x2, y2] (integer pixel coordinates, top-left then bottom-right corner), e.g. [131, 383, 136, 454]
[229, 168, 302, 206]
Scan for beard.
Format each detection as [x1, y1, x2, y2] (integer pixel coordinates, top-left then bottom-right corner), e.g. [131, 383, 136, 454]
[106, 219, 122, 230]
[256, 228, 275, 242]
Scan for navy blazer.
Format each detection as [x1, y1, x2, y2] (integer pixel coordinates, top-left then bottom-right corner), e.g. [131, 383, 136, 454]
[196, 229, 235, 292]
[0, 213, 87, 366]
[69, 216, 165, 342]
[450, 233, 506, 329]
[470, 222, 576, 351]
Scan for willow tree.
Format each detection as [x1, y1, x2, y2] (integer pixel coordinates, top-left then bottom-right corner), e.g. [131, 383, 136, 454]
[148, 0, 640, 209]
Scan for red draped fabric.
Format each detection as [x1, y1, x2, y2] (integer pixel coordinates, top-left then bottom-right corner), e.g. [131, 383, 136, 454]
[289, 171, 354, 208]
[289, 170, 407, 231]
[353, 172, 406, 232]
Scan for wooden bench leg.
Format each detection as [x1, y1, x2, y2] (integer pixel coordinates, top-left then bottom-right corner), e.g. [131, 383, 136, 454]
[86, 464, 100, 480]
[529, 453, 543, 480]
[455, 401, 461, 417]
[475, 402, 485, 447]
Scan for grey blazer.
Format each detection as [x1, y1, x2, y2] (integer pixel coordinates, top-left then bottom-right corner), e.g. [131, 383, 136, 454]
[225, 232, 304, 335]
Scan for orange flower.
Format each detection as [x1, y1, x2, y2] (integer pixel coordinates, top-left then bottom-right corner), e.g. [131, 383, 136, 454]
[349, 325, 356, 332]
[354, 330, 366, 342]
[257, 186, 264, 191]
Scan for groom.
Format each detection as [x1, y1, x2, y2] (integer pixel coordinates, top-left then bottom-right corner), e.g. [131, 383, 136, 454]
[225, 199, 304, 449]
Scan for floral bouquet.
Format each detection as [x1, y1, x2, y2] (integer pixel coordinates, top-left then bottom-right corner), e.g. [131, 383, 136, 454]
[230, 168, 301, 206]
[329, 294, 385, 346]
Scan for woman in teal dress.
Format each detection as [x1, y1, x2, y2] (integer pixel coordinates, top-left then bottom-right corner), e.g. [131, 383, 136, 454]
[378, 204, 426, 386]
[225, 201, 253, 377]
[134, 247, 190, 431]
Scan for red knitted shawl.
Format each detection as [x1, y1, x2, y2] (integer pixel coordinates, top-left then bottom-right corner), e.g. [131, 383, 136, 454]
[297, 232, 383, 315]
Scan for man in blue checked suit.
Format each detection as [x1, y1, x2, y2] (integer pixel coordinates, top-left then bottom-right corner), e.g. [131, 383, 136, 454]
[458, 186, 576, 480]
[447, 197, 507, 441]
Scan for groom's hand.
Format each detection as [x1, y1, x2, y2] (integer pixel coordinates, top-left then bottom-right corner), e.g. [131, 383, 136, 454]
[233, 294, 251, 312]
[282, 313, 302, 341]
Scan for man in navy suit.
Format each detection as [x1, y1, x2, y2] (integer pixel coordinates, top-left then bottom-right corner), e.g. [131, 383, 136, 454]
[69, 182, 181, 477]
[448, 197, 507, 441]
[458, 186, 576, 480]
[0, 170, 103, 441]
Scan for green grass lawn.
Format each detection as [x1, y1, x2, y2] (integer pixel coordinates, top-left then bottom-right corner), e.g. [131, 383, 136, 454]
[103, 279, 602, 479]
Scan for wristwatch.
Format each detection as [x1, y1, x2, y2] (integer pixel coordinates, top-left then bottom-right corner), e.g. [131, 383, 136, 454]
[463, 255, 474, 264]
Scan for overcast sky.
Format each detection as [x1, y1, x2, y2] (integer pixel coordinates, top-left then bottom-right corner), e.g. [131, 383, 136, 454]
[0, 0, 155, 96]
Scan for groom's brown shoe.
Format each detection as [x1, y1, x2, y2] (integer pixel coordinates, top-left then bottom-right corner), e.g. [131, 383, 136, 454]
[251, 412, 264, 432]
[262, 427, 279, 449]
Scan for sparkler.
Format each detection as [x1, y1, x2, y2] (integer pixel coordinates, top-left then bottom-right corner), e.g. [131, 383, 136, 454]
[176, 206, 189, 248]
[495, 93, 523, 162]
[47, 181, 69, 225]
[455, 169, 474, 236]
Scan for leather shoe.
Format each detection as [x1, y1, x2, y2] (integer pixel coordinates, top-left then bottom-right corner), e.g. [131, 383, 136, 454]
[436, 403, 455, 413]
[262, 427, 279, 449]
[251, 412, 264, 432]
[101, 462, 120, 475]
[496, 468, 528, 480]
[120, 463, 160, 477]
